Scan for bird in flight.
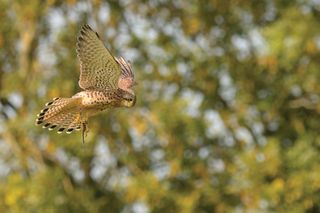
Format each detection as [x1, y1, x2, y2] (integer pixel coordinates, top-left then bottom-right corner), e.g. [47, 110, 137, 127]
[36, 25, 136, 143]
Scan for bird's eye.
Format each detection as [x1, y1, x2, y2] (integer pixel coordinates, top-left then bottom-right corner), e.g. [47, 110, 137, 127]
[128, 98, 133, 102]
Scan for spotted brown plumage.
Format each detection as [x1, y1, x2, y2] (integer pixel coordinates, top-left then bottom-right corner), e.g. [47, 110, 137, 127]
[36, 25, 136, 143]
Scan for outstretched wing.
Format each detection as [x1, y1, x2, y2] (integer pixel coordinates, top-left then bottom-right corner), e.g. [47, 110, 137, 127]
[76, 25, 121, 90]
[116, 57, 134, 80]
[115, 57, 136, 93]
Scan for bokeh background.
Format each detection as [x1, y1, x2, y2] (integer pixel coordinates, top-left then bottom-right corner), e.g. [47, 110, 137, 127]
[1, 0, 320, 212]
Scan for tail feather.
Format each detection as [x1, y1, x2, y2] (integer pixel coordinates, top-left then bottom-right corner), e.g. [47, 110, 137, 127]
[36, 97, 83, 134]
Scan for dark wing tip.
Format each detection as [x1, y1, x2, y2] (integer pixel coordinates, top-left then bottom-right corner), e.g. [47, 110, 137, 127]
[95, 32, 101, 39]
[78, 25, 91, 40]
[38, 112, 45, 117]
[49, 125, 57, 130]
[81, 24, 101, 40]
[41, 108, 49, 113]
[45, 101, 53, 106]
[57, 128, 65, 134]
[66, 128, 74, 134]
[80, 24, 94, 35]
[43, 123, 51, 128]
[77, 24, 101, 51]
[83, 24, 92, 30]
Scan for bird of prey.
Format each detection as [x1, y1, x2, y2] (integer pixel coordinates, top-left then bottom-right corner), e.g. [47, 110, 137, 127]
[36, 25, 136, 143]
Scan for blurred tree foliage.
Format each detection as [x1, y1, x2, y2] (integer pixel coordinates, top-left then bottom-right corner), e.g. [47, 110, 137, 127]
[0, 0, 320, 212]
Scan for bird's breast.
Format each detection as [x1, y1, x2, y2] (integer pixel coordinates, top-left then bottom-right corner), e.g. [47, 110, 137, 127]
[73, 90, 121, 111]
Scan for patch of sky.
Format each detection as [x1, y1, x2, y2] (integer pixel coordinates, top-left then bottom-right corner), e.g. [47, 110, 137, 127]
[204, 110, 226, 139]
[181, 89, 203, 118]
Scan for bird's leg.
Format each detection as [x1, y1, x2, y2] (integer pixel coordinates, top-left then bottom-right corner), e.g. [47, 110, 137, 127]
[82, 121, 88, 144]
[79, 110, 89, 144]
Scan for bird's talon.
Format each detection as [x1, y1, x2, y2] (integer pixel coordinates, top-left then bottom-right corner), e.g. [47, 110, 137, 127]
[82, 122, 88, 144]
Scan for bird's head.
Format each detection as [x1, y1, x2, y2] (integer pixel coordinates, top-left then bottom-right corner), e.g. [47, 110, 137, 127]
[121, 92, 136, 108]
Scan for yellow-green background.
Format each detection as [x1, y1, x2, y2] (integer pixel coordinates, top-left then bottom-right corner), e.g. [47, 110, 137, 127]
[0, 0, 320, 212]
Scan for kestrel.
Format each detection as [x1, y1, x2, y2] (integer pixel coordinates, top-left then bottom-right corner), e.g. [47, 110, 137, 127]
[36, 25, 136, 142]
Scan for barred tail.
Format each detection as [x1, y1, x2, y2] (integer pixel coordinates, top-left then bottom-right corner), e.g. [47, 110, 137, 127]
[35, 97, 83, 134]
